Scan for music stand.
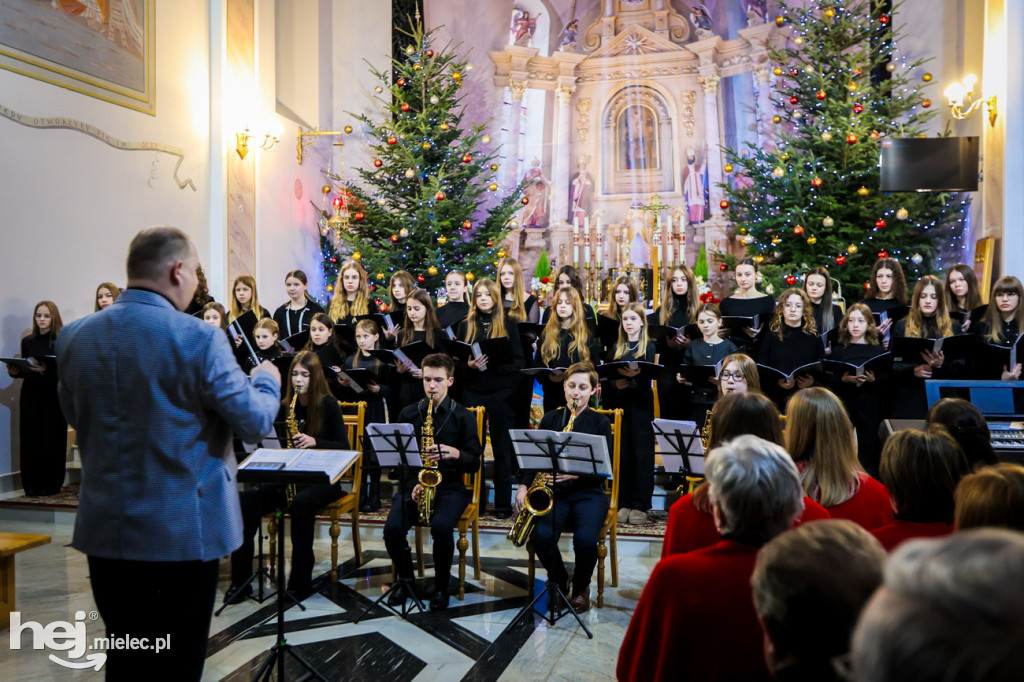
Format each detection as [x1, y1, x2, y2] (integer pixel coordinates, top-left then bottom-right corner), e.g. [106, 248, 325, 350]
[652, 419, 705, 496]
[354, 423, 426, 621]
[505, 428, 612, 640]
[238, 458, 356, 682]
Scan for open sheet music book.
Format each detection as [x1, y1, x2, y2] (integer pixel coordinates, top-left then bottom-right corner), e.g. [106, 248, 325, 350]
[652, 419, 706, 476]
[239, 448, 359, 484]
[509, 429, 612, 477]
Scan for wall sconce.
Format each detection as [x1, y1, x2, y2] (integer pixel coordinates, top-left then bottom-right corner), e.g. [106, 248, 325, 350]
[235, 128, 279, 160]
[944, 75, 998, 127]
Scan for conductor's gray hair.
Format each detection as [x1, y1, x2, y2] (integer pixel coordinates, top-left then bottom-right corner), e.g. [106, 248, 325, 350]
[705, 434, 804, 545]
[126, 227, 193, 281]
[851, 529, 1024, 682]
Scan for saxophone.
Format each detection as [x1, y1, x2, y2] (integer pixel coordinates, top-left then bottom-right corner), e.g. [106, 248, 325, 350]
[507, 399, 574, 546]
[416, 394, 441, 524]
[284, 392, 301, 507]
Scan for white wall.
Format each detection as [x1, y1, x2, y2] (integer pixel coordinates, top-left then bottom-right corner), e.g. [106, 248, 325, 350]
[0, 0, 212, 482]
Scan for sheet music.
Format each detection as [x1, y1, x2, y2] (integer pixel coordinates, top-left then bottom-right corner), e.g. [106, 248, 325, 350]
[366, 423, 423, 467]
[652, 419, 705, 476]
[509, 429, 612, 477]
[291, 449, 360, 483]
[240, 449, 303, 468]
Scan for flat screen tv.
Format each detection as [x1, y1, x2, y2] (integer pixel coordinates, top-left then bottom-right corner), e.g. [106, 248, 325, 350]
[879, 137, 979, 192]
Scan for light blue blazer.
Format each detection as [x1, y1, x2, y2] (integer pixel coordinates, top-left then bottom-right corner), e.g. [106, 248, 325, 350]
[57, 289, 281, 562]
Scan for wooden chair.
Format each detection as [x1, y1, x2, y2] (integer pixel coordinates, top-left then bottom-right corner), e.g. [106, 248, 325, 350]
[527, 407, 622, 608]
[268, 401, 366, 584]
[412, 405, 485, 600]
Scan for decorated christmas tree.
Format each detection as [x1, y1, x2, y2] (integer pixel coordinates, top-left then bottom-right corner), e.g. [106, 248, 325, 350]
[318, 20, 523, 298]
[719, 0, 969, 297]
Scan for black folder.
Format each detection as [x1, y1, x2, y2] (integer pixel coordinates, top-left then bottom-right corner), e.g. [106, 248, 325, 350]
[596, 360, 669, 383]
[520, 366, 569, 378]
[950, 305, 988, 326]
[515, 322, 546, 338]
[721, 315, 763, 335]
[823, 353, 892, 378]
[369, 340, 434, 367]
[0, 356, 54, 372]
[595, 315, 621, 349]
[676, 362, 723, 387]
[279, 330, 310, 354]
[871, 306, 910, 326]
[648, 323, 700, 342]
[890, 334, 977, 363]
[757, 361, 824, 384]
[978, 336, 1024, 375]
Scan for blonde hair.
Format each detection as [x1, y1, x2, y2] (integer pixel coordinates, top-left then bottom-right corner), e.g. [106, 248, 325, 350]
[770, 288, 817, 339]
[254, 318, 280, 336]
[463, 278, 508, 342]
[352, 319, 381, 368]
[540, 286, 592, 365]
[328, 261, 371, 320]
[498, 258, 529, 322]
[905, 275, 953, 338]
[838, 303, 881, 347]
[718, 352, 761, 396]
[786, 388, 862, 507]
[660, 265, 700, 325]
[606, 275, 640, 320]
[230, 275, 266, 322]
[612, 302, 650, 359]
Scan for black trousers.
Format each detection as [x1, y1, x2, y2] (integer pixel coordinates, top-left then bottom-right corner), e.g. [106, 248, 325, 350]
[532, 487, 609, 595]
[87, 555, 219, 681]
[464, 389, 516, 513]
[383, 485, 469, 588]
[231, 482, 341, 590]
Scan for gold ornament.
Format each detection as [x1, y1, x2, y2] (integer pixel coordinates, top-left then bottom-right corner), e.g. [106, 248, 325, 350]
[405, 168, 416, 178]
[428, 265, 438, 276]
[497, 249, 507, 259]
[326, 284, 334, 292]
[322, 184, 331, 194]
[344, 125, 353, 134]
[490, 163, 499, 171]
[824, 7, 836, 18]
[405, 45, 415, 56]
[724, 163, 734, 173]
[422, 142, 432, 150]
[452, 72, 462, 81]
[857, 186, 870, 197]
[822, 216, 835, 228]
[773, 166, 785, 178]
[773, 114, 782, 123]
[413, 63, 422, 71]
[773, 66, 783, 76]
[771, 237, 782, 245]
[847, 82, 859, 91]
[376, 272, 385, 280]
[482, 135, 491, 144]
[781, 152, 790, 161]
[793, 36, 804, 45]
[374, 86, 383, 93]
[922, 72, 933, 82]
[377, 197, 386, 206]
[821, 131, 833, 142]
[352, 252, 362, 261]
[807, 236, 817, 245]
[848, 244, 859, 254]
[755, 254, 766, 263]
[776, 15, 785, 26]
[430, 96, 439, 105]
[466, 272, 475, 281]
[489, 182, 498, 191]
[399, 227, 410, 238]
[896, 207, 909, 220]
[886, 62, 896, 72]
[440, 123, 450, 131]
[438, 235, 448, 244]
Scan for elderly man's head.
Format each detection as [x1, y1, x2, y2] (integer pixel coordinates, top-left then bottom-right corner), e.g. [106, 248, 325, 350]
[851, 529, 1024, 682]
[705, 435, 804, 546]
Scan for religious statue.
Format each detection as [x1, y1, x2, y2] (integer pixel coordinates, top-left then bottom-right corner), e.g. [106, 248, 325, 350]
[560, 18, 580, 52]
[689, 3, 715, 39]
[570, 155, 594, 223]
[622, 200, 654, 267]
[619, 105, 657, 171]
[520, 158, 550, 228]
[683, 149, 708, 225]
[512, 10, 541, 47]
[745, 0, 768, 26]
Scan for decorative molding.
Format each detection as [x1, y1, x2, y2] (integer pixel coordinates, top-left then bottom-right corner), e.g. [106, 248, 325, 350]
[680, 90, 696, 136]
[577, 98, 592, 144]
[508, 79, 527, 101]
[698, 74, 720, 95]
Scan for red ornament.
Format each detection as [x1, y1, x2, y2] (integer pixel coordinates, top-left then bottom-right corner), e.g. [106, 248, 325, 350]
[790, 95, 799, 105]
[793, 225, 805, 235]
[811, 177, 823, 188]
[329, 257, 337, 264]
[435, 191, 446, 200]
[816, 89, 827, 100]
[836, 255, 847, 265]
[877, 250, 888, 258]
[354, 211, 364, 221]
[463, 220, 473, 230]
[870, 130, 880, 139]
[864, 282, 872, 290]
[387, 136, 397, 145]
[486, 240, 493, 247]
[390, 235, 399, 243]
[401, 103, 411, 112]
[786, 275, 797, 286]
[853, 68, 862, 76]
[333, 196, 343, 208]
[397, 77, 406, 86]
[922, 98, 932, 108]
[720, 263, 728, 271]
[462, 154, 472, 163]
[875, 219, 887, 229]
[879, 14, 890, 24]
[720, 200, 730, 210]
[847, 133, 859, 144]
[417, 275, 426, 283]
[521, 197, 530, 205]
[373, 159, 383, 167]
[426, 50, 434, 58]
[853, 104, 864, 114]
[790, 68, 799, 76]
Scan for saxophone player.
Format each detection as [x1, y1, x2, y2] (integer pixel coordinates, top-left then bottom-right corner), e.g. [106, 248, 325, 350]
[514, 361, 612, 613]
[383, 353, 482, 611]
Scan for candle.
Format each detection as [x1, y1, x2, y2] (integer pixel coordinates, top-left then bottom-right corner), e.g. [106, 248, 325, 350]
[584, 232, 591, 265]
[573, 216, 580, 266]
[666, 214, 673, 267]
[596, 232, 603, 268]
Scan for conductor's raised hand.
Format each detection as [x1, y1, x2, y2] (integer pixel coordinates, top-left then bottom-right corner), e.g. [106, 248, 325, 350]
[252, 360, 281, 385]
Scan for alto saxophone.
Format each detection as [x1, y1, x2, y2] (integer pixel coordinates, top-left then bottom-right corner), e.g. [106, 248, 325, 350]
[417, 394, 441, 524]
[284, 392, 301, 507]
[507, 399, 575, 546]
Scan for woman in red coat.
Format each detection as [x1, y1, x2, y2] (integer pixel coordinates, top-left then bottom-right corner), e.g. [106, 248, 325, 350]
[619, 435, 804, 682]
[786, 388, 894, 530]
[871, 427, 968, 551]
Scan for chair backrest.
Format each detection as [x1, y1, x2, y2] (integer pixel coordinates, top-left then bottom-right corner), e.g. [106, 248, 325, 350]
[338, 401, 367, 486]
[465, 406, 485, 505]
[592, 408, 623, 511]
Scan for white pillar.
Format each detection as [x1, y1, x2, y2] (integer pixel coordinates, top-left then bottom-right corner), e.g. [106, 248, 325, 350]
[552, 84, 574, 224]
[699, 74, 725, 215]
[753, 64, 775, 151]
[504, 80, 526, 191]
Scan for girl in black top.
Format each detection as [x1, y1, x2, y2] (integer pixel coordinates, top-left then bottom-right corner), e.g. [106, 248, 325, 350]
[3, 301, 67, 496]
[977, 275, 1023, 380]
[344, 319, 391, 512]
[456, 278, 524, 517]
[251, 318, 282, 368]
[653, 265, 699, 420]
[718, 258, 776, 348]
[945, 263, 985, 333]
[201, 302, 236, 351]
[228, 351, 350, 597]
[862, 257, 909, 339]
[758, 288, 825, 408]
[229, 274, 271, 323]
[273, 270, 324, 338]
[804, 267, 842, 344]
[94, 282, 120, 312]
[394, 289, 447, 410]
[437, 270, 471, 329]
[305, 313, 347, 397]
[384, 270, 415, 343]
[328, 261, 382, 355]
[680, 303, 738, 422]
[184, 264, 213, 315]
[890, 275, 958, 419]
[829, 303, 888, 476]
[535, 286, 602, 413]
[541, 266, 597, 324]
[602, 303, 657, 525]
[499, 257, 541, 429]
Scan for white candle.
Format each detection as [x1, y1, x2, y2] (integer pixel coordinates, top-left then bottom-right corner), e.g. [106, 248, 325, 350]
[584, 233, 591, 264]
[597, 232, 603, 267]
[666, 214, 673, 267]
[573, 216, 580, 266]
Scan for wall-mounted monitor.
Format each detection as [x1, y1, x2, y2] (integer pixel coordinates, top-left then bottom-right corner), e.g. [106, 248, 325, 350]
[879, 137, 979, 192]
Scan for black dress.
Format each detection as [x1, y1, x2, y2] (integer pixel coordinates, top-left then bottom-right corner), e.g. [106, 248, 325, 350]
[811, 301, 844, 335]
[393, 329, 448, 410]
[651, 297, 694, 420]
[718, 295, 776, 352]
[507, 295, 541, 430]
[889, 318, 962, 419]
[272, 300, 325, 338]
[758, 325, 826, 410]
[437, 301, 469, 330]
[829, 342, 888, 476]
[975, 319, 1021, 379]
[533, 329, 603, 413]
[682, 337, 738, 422]
[601, 341, 657, 512]
[15, 333, 67, 495]
[344, 352, 391, 509]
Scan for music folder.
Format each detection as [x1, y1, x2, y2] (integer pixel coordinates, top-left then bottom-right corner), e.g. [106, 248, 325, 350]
[647, 323, 698, 342]
[596, 360, 669, 383]
[0, 356, 52, 372]
[871, 305, 910, 326]
[520, 366, 568, 377]
[890, 334, 977, 362]
[509, 429, 612, 478]
[652, 418, 705, 476]
[950, 305, 988, 326]
[756, 361, 823, 384]
[368, 340, 434, 368]
[238, 448, 360, 485]
[594, 315, 621, 348]
[279, 330, 310, 354]
[823, 352, 893, 378]
[721, 315, 762, 335]
[676, 361, 723, 386]
[979, 335, 1024, 374]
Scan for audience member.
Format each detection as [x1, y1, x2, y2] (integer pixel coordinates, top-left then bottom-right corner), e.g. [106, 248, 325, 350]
[925, 397, 998, 470]
[954, 463, 1024, 531]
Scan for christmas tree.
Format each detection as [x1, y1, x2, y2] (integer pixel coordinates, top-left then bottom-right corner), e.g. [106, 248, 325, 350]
[318, 20, 523, 299]
[719, 0, 969, 297]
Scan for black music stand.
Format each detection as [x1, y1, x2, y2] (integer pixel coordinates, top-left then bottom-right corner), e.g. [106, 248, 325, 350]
[354, 424, 426, 621]
[238, 461, 355, 682]
[505, 429, 611, 640]
[652, 419, 704, 477]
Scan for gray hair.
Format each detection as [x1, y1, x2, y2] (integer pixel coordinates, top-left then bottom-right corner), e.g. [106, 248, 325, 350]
[126, 226, 193, 281]
[851, 529, 1024, 682]
[705, 434, 804, 545]
[752, 520, 886, 663]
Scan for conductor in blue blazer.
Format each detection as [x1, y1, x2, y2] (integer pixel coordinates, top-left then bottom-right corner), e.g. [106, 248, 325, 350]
[57, 227, 281, 681]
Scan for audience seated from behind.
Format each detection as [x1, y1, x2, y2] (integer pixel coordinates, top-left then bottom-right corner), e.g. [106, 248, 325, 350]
[752, 520, 886, 682]
[954, 463, 1024, 532]
[786, 388, 894, 531]
[662, 391, 830, 557]
[871, 427, 969, 551]
[851, 530, 1024, 682]
[618, 435, 804, 682]
[925, 397, 999, 471]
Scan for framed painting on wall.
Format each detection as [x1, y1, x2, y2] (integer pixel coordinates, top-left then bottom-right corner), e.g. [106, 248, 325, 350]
[0, 0, 155, 115]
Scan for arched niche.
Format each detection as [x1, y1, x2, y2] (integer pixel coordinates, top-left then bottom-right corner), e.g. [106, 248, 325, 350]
[600, 84, 675, 195]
